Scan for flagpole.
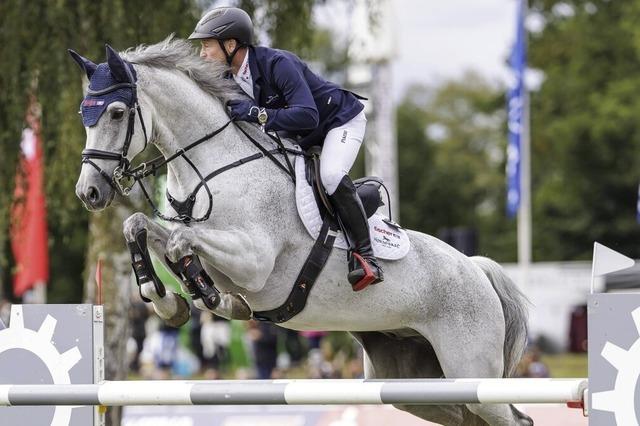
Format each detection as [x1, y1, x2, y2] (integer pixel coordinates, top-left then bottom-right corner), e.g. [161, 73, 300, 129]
[590, 243, 597, 294]
[518, 86, 532, 287]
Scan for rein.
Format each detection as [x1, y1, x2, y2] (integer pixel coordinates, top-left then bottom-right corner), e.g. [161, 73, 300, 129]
[81, 72, 303, 224]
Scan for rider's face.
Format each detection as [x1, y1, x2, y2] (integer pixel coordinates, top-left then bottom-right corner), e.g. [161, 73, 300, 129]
[200, 39, 227, 63]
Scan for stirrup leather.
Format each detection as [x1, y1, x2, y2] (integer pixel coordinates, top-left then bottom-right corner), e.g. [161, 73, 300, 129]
[166, 254, 221, 310]
[128, 229, 166, 302]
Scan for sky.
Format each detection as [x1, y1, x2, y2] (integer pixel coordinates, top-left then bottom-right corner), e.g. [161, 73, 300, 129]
[391, 0, 519, 99]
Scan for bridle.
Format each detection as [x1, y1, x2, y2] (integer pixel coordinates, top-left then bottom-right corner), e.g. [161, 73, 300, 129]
[80, 63, 149, 196]
[80, 61, 301, 224]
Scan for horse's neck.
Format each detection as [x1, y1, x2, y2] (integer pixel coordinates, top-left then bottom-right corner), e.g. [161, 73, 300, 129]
[137, 67, 253, 198]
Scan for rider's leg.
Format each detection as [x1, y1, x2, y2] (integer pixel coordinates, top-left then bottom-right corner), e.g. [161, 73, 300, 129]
[320, 111, 383, 291]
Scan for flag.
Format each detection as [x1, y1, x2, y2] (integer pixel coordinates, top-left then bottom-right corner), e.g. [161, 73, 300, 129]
[506, 0, 527, 217]
[10, 97, 49, 297]
[592, 242, 635, 277]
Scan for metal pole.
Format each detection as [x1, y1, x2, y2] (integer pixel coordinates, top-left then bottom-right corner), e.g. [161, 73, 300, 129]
[517, 86, 532, 287]
[0, 378, 587, 406]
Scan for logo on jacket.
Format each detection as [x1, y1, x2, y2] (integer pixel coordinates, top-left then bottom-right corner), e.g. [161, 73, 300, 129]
[266, 94, 280, 105]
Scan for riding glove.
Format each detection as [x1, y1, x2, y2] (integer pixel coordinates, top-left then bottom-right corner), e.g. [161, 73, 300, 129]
[227, 99, 261, 123]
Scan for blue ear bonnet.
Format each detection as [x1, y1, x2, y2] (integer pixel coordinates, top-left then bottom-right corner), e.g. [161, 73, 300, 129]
[81, 61, 137, 127]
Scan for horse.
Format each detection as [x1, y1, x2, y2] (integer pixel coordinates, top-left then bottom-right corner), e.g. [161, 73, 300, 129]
[71, 37, 532, 426]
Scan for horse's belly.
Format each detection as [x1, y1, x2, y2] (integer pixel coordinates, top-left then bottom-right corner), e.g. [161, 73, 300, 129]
[277, 278, 415, 332]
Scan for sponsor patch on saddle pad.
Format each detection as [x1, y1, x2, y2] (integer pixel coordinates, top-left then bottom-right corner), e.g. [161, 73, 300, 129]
[294, 155, 410, 260]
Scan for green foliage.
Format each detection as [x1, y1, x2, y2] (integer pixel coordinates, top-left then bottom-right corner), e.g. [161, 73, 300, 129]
[529, 0, 640, 260]
[238, 0, 319, 54]
[397, 75, 517, 260]
[0, 0, 199, 300]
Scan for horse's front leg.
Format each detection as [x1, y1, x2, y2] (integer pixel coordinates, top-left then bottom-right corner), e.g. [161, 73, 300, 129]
[122, 212, 190, 327]
[165, 225, 275, 319]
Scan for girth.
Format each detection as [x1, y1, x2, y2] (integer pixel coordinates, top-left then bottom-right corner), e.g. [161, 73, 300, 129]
[253, 216, 338, 323]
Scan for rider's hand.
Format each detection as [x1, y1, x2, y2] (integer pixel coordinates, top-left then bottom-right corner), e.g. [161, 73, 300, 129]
[226, 99, 260, 123]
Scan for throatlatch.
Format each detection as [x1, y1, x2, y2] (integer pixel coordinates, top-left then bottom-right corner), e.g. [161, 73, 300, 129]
[166, 254, 221, 311]
[128, 229, 167, 302]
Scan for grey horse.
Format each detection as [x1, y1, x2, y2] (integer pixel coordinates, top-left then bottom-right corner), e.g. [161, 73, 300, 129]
[72, 38, 532, 426]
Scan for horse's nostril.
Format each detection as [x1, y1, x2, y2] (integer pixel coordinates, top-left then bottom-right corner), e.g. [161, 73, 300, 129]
[87, 186, 100, 203]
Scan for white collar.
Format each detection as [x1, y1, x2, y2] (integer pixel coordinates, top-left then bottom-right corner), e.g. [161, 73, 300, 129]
[233, 50, 254, 99]
[234, 50, 251, 83]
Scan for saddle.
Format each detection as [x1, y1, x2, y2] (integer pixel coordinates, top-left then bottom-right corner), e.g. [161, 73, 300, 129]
[252, 148, 409, 323]
[304, 147, 384, 220]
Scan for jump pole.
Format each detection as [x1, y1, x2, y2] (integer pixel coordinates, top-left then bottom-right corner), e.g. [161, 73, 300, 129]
[0, 378, 587, 406]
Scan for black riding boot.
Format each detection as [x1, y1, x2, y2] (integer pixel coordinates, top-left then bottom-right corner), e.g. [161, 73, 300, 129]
[330, 175, 384, 291]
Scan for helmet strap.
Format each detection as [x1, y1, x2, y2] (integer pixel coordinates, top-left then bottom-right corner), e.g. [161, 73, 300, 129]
[218, 39, 244, 66]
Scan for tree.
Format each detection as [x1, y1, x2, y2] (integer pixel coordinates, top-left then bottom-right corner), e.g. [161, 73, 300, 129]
[529, 0, 640, 260]
[397, 74, 518, 261]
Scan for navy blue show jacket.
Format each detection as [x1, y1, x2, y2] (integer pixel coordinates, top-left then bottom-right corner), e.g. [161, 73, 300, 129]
[248, 46, 365, 150]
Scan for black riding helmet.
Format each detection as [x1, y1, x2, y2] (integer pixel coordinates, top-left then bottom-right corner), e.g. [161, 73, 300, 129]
[189, 7, 253, 65]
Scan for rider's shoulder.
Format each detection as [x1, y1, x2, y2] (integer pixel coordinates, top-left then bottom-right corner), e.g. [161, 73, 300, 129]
[253, 46, 303, 66]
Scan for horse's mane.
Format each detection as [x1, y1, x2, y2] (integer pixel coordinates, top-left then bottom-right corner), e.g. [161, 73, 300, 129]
[122, 35, 244, 103]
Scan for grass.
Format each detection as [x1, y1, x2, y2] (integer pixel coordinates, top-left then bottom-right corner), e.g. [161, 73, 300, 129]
[541, 353, 588, 378]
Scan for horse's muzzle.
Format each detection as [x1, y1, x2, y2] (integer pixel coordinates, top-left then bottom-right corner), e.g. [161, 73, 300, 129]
[76, 182, 114, 211]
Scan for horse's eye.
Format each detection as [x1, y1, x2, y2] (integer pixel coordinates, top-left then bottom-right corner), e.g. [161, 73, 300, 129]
[111, 109, 125, 121]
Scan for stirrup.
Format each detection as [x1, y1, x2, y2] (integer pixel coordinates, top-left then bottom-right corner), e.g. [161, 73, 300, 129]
[348, 252, 384, 292]
[166, 254, 221, 310]
[128, 229, 166, 302]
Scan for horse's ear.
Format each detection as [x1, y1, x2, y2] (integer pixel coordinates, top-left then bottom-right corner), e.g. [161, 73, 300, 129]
[68, 49, 97, 79]
[105, 44, 129, 82]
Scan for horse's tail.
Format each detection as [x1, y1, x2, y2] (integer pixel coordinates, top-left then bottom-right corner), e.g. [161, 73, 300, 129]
[471, 256, 530, 378]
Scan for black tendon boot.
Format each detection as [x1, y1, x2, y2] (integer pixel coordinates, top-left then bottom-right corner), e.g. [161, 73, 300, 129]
[330, 175, 384, 291]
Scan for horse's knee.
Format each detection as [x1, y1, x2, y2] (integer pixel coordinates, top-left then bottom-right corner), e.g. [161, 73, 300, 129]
[123, 212, 149, 241]
[166, 227, 196, 262]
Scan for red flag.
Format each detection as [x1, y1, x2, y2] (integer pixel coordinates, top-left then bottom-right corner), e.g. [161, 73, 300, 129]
[10, 97, 49, 297]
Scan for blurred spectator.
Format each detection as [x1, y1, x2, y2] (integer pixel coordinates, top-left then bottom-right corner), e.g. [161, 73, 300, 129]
[282, 329, 305, 367]
[200, 312, 231, 379]
[300, 330, 327, 351]
[151, 322, 180, 379]
[189, 304, 204, 367]
[247, 320, 279, 379]
[128, 300, 149, 374]
[569, 305, 588, 353]
[517, 345, 550, 378]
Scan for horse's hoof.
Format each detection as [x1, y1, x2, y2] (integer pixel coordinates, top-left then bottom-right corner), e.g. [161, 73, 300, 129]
[511, 404, 534, 425]
[230, 293, 252, 320]
[163, 294, 191, 328]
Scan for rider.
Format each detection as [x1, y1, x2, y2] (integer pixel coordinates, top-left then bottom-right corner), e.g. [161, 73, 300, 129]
[189, 7, 383, 292]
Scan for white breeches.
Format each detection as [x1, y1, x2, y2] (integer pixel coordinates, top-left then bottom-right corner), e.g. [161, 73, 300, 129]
[319, 110, 367, 195]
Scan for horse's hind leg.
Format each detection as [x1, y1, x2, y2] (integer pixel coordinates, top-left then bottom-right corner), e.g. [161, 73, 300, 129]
[351, 331, 485, 426]
[123, 212, 190, 327]
[413, 315, 533, 426]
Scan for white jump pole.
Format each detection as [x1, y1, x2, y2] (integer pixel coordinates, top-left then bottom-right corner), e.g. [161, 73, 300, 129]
[0, 378, 587, 406]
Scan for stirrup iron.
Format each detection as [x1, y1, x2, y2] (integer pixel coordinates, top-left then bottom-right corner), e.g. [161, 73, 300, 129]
[348, 251, 384, 292]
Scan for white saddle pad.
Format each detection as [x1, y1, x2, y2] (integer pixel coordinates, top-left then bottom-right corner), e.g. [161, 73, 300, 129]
[294, 155, 410, 260]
